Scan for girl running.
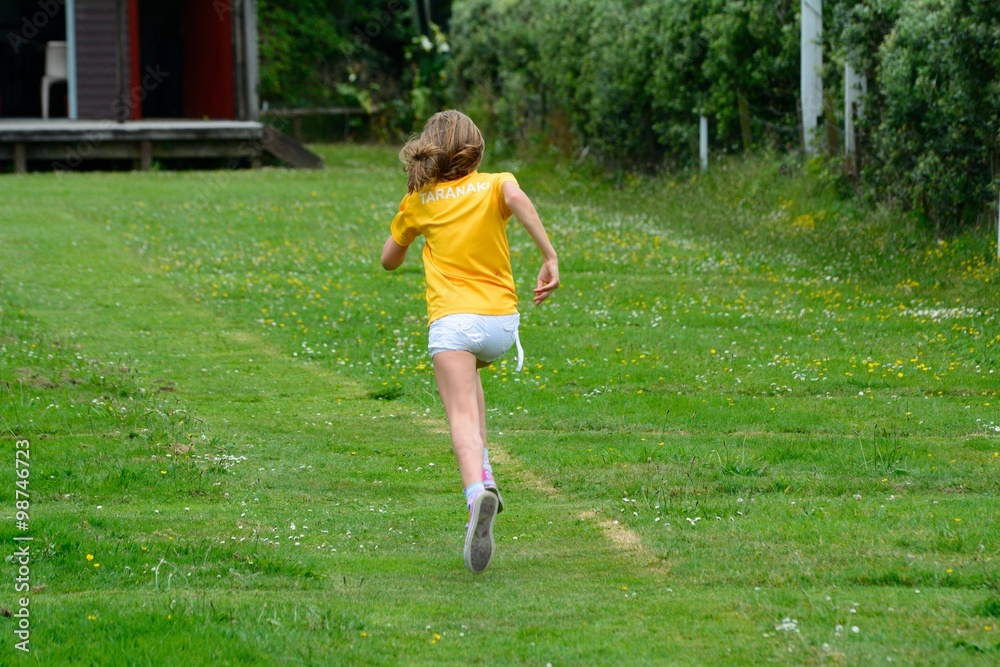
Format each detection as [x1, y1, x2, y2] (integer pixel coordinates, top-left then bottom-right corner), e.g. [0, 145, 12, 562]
[380, 109, 559, 573]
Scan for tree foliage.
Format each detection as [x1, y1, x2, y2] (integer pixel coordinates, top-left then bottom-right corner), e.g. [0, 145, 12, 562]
[449, 0, 1000, 228]
[842, 0, 1000, 229]
[258, 0, 417, 112]
[450, 0, 803, 167]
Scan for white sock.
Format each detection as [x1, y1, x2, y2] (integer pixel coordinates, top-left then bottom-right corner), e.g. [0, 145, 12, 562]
[483, 448, 495, 485]
[464, 482, 485, 506]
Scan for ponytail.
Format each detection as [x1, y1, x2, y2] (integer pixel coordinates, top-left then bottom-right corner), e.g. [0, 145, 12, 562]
[399, 110, 484, 194]
[400, 138, 444, 193]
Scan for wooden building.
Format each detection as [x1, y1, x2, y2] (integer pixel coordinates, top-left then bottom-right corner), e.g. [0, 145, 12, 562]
[0, 0, 317, 171]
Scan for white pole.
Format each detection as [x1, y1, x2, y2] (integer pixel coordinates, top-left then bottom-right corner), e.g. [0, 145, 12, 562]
[844, 61, 855, 157]
[66, 0, 77, 119]
[801, 0, 823, 155]
[844, 60, 866, 158]
[699, 115, 708, 171]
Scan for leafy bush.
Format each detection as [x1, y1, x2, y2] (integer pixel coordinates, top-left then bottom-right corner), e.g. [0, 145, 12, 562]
[450, 0, 1000, 228]
[258, 0, 421, 133]
[450, 0, 806, 167]
[842, 0, 1000, 229]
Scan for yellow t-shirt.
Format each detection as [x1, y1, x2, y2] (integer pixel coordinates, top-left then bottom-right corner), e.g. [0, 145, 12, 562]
[390, 171, 519, 324]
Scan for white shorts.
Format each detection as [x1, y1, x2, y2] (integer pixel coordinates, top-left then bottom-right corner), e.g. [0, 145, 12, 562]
[428, 313, 523, 371]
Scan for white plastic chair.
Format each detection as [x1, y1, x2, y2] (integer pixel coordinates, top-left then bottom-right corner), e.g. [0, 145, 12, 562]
[41, 41, 68, 119]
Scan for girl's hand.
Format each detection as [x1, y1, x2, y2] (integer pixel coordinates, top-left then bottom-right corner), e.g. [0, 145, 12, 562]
[534, 259, 559, 305]
[500, 181, 560, 305]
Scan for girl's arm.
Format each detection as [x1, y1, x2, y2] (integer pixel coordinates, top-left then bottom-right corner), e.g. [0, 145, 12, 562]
[381, 236, 408, 271]
[501, 181, 559, 305]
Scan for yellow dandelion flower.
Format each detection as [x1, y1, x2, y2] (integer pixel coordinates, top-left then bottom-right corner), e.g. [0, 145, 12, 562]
[86, 554, 94, 561]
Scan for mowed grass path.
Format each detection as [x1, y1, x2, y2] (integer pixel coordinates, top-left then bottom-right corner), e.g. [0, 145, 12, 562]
[1, 146, 998, 665]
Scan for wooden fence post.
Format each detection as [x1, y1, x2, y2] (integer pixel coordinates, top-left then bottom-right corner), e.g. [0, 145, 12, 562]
[13, 143, 26, 174]
[738, 93, 752, 152]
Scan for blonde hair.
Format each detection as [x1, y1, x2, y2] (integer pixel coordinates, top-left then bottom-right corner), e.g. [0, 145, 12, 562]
[400, 110, 484, 193]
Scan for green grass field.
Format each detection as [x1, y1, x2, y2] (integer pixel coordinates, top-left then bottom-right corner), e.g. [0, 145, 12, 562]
[1, 145, 998, 665]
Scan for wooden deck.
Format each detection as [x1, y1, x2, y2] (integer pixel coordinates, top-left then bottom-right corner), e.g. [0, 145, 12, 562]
[0, 119, 268, 172]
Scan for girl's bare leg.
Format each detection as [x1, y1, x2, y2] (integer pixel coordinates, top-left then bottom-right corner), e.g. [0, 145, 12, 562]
[476, 371, 487, 449]
[433, 350, 486, 488]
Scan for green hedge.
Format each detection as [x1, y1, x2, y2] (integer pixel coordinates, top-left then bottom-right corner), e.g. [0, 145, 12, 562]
[842, 0, 1000, 229]
[450, 0, 802, 167]
[258, 0, 420, 132]
[449, 0, 1000, 228]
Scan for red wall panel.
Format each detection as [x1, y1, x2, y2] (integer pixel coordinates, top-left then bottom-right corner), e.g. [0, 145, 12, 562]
[181, 0, 234, 119]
